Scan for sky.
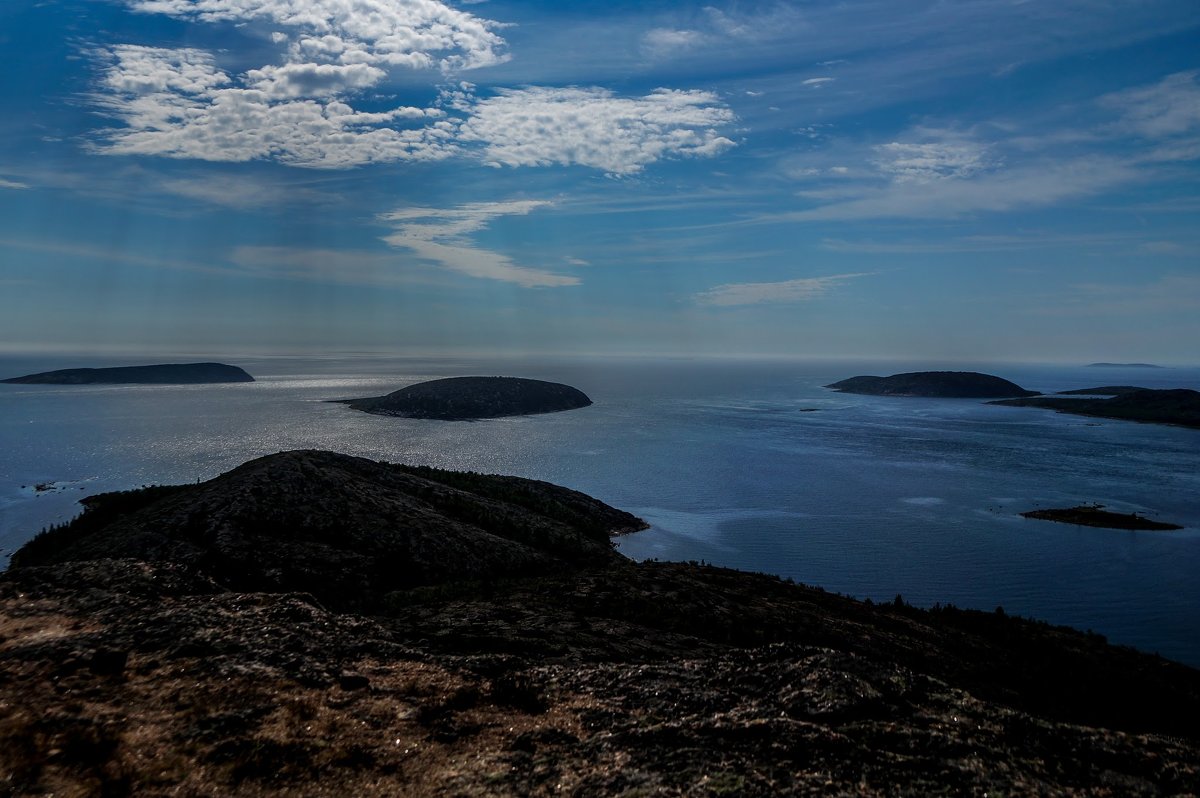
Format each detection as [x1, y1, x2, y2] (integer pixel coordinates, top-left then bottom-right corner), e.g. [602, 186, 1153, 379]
[0, 0, 1197, 362]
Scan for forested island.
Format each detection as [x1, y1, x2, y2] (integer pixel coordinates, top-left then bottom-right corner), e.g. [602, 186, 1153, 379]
[339, 376, 592, 420]
[992, 388, 1200, 429]
[826, 371, 1037, 398]
[1, 362, 254, 385]
[2, 450, 1198, 795]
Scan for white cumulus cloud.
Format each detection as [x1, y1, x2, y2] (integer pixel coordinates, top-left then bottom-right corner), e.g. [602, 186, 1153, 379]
[380, 201, 579, 287]
[91, 45, 452, 168]
[88, 5, 737, 172]
[121, 0, 508, 71]
[243, 62, 387, 99]
[874, 140, 996, 183]
[456, 86, 736, 175]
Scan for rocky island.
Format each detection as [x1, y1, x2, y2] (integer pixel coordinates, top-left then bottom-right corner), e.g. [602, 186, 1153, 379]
[826, 371, 1037, 398]
[339, 376, 592, 420]
[2, 450, 1199, 795]
[992, 388, 1200, 429]
[1021, 505, 1183, 531]
[1, 362, 254, 385]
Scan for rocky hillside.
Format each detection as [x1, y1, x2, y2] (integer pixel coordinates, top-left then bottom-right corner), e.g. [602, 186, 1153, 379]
[2, 450, 1198, 796]
[341, 376, 592, 420]
[13, 451, 642, 611]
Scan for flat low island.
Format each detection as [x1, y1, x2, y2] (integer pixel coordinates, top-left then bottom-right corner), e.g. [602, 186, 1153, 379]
[339, 375, 593, 420]
[1, 362, 254, 385]
[1021, 505, 1183, 531]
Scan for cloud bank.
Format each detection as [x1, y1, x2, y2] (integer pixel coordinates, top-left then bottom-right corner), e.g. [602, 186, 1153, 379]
[87, 1, 737, 173]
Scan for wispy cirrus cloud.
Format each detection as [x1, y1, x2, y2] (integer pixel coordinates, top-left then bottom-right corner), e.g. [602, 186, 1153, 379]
[158, 174, 340, 210]
[696, 272, 871, 306]
[1101, 70, 1200, 139]
[873, 139, 998, 183]
[228, 245, 434, 286]
[792, 157, 1137, 221]
[641, 28, 709, 57]
[1027, 274, 1200, 317]
[0, 178, 28, 190]
[379, 201, 579, 288]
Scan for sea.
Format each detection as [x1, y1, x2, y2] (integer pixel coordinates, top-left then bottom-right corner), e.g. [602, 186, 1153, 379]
[1, 354, 1198, 666]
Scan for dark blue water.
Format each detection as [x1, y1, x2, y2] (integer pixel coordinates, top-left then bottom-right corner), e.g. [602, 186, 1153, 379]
[2, 355, 1198, 665]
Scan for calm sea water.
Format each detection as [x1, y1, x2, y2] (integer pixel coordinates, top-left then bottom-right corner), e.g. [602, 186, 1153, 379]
[2, 354, 1198, 665]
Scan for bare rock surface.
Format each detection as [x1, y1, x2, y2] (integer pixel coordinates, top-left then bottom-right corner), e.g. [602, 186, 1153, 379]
[2, 451, 1198, 796]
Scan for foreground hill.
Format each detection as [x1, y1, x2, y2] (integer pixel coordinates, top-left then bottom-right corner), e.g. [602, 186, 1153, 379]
[1, 362, 254, 385]
[826, 371, 1037, 398]
[2, 451, 1198, 795]
[13, 451, 640, 611]
[992, 388, 1200, 429]
[340, 376, 592, 420]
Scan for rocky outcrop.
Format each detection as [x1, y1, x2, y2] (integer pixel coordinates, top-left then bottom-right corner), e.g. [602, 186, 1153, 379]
[12, 450, 641, 612]
[826, 371, 1037, 398]
[1, 362, 254, 384]
[339, 376, 592, 420]
[2, 451, 1198, 795]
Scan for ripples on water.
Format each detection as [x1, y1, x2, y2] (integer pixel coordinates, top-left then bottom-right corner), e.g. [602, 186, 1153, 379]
[1, 355, 1197, 665]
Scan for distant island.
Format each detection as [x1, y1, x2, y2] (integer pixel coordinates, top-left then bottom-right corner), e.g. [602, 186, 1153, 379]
[1022, 505, 1183, 531]
[992, 388, 1200, 429]
[339, 375, 592, 420]
[1087, 363, 1164, 369]
[826, 371, 1037, 398]
[1, 362, 254, 385]
[1057, 386, 1147, 395]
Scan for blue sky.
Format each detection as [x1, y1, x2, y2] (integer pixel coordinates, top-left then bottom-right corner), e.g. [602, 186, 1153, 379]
[0, 0, 1197, 361]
